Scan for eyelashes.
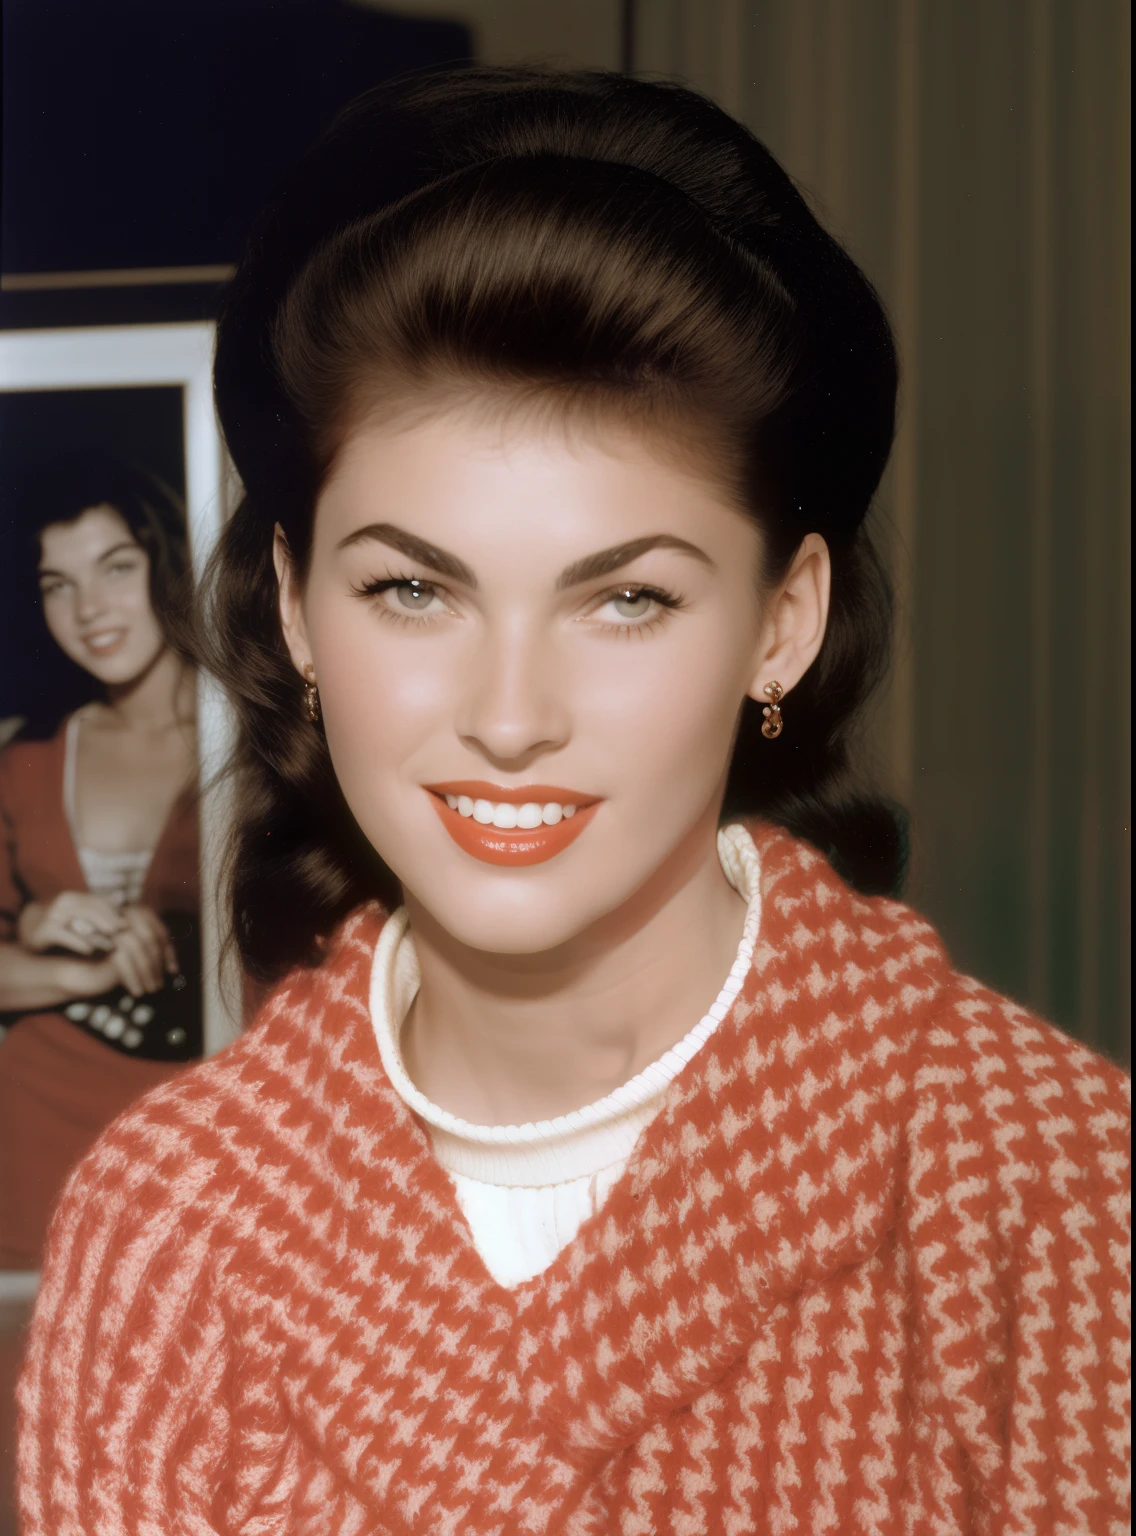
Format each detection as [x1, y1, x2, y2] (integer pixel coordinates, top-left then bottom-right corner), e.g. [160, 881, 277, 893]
[352, 571, 687, 633]
[589, 584, 685, 637]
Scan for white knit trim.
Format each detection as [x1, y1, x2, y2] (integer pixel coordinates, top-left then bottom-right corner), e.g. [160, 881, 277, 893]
[369, 824, 762, 1180]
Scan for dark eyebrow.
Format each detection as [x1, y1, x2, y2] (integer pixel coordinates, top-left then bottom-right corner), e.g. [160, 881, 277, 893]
[38, 540, 140, 578]
[556, 535, 714, 590]
[335, 525, 714, 592]
[335, 522, 478, 587]
[96, 541, 141, 563]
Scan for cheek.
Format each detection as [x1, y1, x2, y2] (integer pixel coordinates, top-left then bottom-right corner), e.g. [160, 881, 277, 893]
[310, 607, 452, 775]
[574, 621, 752, 789]
[41, 598, 75, 651]
[124, 574, 159, 623]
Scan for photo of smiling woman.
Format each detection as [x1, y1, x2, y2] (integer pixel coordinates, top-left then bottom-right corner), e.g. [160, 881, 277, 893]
[18, 69, 1130, 1534]
[0, 455, 201, 1271]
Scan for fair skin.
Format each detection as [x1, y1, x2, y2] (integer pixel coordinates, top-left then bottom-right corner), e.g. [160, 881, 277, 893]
[0, 505, 195, 1011]
[276, 406, 829, 1125]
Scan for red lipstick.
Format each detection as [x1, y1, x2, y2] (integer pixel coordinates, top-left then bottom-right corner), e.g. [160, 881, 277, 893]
[423, 781, 602, 867]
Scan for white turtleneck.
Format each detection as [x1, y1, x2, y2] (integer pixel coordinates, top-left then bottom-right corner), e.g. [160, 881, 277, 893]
[368, 823, 762, 1289]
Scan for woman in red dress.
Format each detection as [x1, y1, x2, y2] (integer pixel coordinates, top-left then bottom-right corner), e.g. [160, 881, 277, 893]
[0, 455, 200, 1269]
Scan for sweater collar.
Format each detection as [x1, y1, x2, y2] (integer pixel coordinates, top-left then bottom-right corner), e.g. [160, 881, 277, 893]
[500, 824, 947, 1462]
[259, 820, 948, 1475]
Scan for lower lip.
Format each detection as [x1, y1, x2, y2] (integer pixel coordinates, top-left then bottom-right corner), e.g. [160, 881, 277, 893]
[428, 794, 600, 866]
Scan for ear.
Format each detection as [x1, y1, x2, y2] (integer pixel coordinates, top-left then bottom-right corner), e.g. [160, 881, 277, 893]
[746, 533, 832, 703]
[272, 523, 314, 680]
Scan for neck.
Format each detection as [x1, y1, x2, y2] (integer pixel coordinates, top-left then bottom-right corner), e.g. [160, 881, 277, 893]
[401, 804, 748, 1125]
[100, 647, 196, 733]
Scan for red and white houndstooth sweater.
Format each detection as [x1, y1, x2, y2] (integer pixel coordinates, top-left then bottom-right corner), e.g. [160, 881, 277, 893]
[17, 824, 1131, 1535]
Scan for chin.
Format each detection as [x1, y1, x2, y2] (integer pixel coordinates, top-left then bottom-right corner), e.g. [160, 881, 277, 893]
[87, 645, 163, 687]
[412, 883, 617, 956]
[399, 838, 663, 958]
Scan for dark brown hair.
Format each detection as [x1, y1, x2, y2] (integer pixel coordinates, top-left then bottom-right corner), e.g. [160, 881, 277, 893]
[27, 452, 192, 646]
[9, 452, 194, 734]
[205, 65, 906, 984]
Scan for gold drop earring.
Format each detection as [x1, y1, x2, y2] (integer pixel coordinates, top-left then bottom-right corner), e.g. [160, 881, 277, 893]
[761, 681, 784, 739]
[303, 667, 321, 724]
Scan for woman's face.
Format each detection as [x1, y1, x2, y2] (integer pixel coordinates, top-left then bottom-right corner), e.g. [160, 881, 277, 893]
[279, 409, 815, 956]
[38, 505, 166, 686]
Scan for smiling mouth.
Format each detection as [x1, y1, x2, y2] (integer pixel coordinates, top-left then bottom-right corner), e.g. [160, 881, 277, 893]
[423, 781, 602, 866]
[81, 629, 128, 655]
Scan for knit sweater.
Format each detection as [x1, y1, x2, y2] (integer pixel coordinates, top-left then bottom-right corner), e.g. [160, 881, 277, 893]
[17, 824, 1131, 1536]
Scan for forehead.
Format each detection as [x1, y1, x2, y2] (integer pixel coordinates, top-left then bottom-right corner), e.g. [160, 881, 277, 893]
[317, 407, 750, 559]
[38, 504, 136, 566]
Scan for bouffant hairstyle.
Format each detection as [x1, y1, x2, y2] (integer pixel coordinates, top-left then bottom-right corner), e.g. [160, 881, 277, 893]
[205, 65, 906, 984]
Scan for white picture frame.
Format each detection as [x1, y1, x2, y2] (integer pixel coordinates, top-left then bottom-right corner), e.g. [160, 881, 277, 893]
[0, 323, 240, 1055]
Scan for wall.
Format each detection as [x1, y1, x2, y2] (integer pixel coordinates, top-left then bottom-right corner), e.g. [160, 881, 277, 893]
[693, 0, 1129, 1065]
[378, 0, 621, 67]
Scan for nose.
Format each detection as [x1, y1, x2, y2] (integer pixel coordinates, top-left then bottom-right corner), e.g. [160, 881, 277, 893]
[73, 578, 108, 624]
[457, 619, 570, 770]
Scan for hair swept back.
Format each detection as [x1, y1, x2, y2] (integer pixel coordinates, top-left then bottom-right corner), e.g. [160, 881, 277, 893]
[203, 64, 907, 985]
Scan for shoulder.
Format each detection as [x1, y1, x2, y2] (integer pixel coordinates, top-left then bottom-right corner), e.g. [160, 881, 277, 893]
[749, 819, 1129, 1197]
[30, 899, 392, 1265]
[746, 818, 957, 1012]
[910, 968, 1129, 1218]
[0, 719, 66, 803]
[18, 901, 393, 1468]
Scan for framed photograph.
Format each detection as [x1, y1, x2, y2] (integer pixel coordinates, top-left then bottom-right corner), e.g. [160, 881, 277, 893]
[0, 323, 239, 1055]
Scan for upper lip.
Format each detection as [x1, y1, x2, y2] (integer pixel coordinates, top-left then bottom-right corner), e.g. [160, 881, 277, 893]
[424, 780, 601, 806]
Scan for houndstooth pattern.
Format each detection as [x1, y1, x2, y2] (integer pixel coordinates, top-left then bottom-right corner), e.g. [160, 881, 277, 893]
[17, 824, 1131, 1535]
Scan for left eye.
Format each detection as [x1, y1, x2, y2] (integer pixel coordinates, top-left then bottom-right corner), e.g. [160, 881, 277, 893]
[605, 589, 655, 620]
[388, 580, 439, 611]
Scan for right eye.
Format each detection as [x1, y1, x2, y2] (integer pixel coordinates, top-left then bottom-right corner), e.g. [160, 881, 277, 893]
[388, 580, 441, 612]
[357, 576, 452, 622]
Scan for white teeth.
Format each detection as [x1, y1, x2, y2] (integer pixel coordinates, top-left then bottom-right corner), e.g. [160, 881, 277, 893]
[445, 795, 586, 826]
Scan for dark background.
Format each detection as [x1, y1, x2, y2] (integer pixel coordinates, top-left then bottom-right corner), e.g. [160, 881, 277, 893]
[1, 0, 470, 280]
[0, 0, 473, 730]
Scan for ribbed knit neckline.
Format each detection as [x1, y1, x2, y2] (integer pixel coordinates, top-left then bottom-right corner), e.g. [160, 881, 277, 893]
[369, 823, 762, 1186]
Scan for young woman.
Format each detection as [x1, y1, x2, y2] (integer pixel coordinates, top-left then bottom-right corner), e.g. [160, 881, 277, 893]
[18, 68, 1129, 1534]
[0, 456, 201, 1270]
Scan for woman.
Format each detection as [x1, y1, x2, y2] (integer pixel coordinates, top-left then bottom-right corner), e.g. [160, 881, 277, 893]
[0, 455, 201, 1270]
[18, 69, 1129, 1533]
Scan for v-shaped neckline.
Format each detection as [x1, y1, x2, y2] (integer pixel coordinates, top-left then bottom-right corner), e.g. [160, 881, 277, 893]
[222, 821, 949, 1506]
[59, 707, 195, 906]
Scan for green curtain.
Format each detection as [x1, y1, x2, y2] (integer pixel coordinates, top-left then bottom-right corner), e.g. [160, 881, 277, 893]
[638, 0, 1131, 1064]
